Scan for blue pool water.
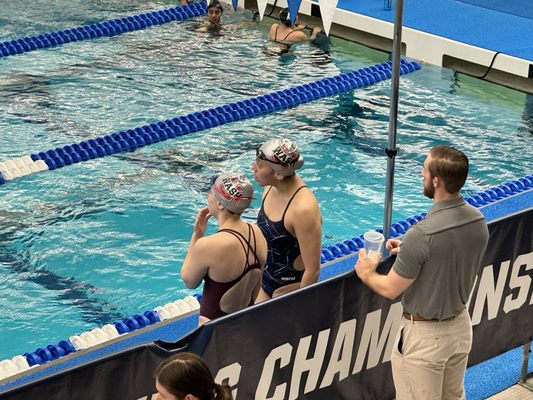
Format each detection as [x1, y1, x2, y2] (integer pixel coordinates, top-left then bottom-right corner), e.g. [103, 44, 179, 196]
[0, 1, 532, 361]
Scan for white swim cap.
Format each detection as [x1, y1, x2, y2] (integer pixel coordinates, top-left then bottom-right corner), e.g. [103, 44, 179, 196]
[212, 173, 255, 214]
[256, 138, 304, 176]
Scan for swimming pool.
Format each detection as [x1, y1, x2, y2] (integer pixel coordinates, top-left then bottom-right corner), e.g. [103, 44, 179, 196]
[0, 0, 532, 361]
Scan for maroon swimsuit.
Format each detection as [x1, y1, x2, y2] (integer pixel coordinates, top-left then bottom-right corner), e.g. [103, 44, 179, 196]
[200, 224, 261, 320]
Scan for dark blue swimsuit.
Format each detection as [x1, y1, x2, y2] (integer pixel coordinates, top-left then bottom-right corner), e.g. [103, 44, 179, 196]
[257, 186, 307, 297]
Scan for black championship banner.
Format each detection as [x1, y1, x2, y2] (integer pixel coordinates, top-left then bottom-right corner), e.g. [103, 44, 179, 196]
[1, 207, 531, 400]
[468, 208, 533, 365]
[0, 344, 170, 400]
[193, 208, 533, 399]
[194, 259, 401, 400]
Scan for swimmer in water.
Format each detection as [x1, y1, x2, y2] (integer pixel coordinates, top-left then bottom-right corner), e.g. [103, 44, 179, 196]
[198, 0, 224, 32]
[263, 8, 322, 55]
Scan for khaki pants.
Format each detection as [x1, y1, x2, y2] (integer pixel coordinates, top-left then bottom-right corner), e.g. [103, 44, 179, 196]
[390, 309, 472, 400]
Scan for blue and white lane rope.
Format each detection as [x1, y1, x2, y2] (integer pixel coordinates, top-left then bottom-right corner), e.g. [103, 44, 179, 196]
[0, 2, 207, 59]
[0, 295, 201, 380]
[0, 59, 421, 185]
[319, 174, 533, 262]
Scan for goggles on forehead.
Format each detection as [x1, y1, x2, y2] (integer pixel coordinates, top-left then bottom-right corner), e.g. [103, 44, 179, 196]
[256, 147, 288, 165]
[210, 175, 255, 201]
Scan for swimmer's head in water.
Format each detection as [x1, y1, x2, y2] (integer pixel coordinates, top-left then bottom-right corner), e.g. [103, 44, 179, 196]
[207, 0, 223, 24]
[256, 138, 304, 176]
[211, 173, 255, 214]
[279, 8, 293, 27]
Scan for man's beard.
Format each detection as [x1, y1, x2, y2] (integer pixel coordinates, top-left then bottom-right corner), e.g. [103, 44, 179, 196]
[423, 180, 434, 199]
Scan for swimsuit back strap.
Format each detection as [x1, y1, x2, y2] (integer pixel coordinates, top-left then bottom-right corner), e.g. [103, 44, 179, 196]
[218, 227, 260, 268]
[281, 186, 308, 221]
[247, 223, 260, 265]
[282, 29, 296, 41]
[218, 229, 249, 267]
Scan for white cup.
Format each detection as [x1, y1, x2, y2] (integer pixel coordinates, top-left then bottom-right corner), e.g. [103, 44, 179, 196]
[363, 230, 385, 257]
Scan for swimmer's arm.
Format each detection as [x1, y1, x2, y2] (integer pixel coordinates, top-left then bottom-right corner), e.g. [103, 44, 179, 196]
[182, 208, 212, 288]
[268, 24, 278, 41]
[197, 23, 209, 32]
[309, 26, 322, 41]
[181, 236, 211, 289]
[292, 31, 310, 42]
[293, 203, 322, 288]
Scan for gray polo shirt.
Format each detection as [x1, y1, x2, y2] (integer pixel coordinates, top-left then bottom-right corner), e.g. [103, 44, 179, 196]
[393, 196, 489, 320]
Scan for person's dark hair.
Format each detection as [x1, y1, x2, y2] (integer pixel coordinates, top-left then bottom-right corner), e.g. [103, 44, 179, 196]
[155, 353, 233, 400]
[428, 145, 469, 194]
[279, 8, 292, 27]
[208, 0, 224, 12]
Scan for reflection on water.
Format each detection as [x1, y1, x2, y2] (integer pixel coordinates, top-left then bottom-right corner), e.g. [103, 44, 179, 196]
[0, 208, 126, 326]
[522, 94, 533, 136]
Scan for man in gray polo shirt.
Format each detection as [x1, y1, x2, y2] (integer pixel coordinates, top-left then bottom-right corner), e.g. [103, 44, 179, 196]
[355, 145, 489, 400]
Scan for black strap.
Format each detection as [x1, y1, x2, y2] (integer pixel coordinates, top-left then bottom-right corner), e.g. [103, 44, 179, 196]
[385, 148, 398, 158]
[262, 186, 274, 207]
[282, 29, 296, 41]
[218, 224, 260, 267]
[218, 229, 248, 267]
[248, 224, 260, 265]
[281, 186, 308, 221]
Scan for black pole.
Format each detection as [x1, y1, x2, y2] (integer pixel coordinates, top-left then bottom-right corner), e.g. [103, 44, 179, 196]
[383, 0, 404, 242]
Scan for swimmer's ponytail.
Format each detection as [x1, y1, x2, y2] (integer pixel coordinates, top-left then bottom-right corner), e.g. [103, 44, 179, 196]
[213, 383, 233, 400]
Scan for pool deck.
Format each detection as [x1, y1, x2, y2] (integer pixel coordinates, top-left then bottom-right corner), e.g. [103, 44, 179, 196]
[256, 0, 533, 93]
[488, 380, 533, 400]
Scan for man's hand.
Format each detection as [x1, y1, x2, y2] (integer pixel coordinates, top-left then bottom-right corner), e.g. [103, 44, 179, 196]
[354, 248, 381, 282]
[193, 207, 211, 238]
[386, 239, 401, 255]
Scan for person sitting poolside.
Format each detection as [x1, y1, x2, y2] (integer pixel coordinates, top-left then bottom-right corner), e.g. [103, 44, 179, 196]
[251, 138, 322, 302]
[179, 0, 192, 5]
[264, 8, 322, 55]
[198, 0, 224, 32]
[154, 352, 233, 400]
[181, 173, 267, 324]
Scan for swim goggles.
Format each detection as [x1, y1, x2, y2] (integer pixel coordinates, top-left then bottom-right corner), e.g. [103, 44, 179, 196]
[256, 147, 288, 165]
[210, 175, 255, 201]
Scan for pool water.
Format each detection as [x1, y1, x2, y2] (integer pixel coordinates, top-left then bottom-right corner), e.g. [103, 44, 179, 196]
[0, 1, 532, 361]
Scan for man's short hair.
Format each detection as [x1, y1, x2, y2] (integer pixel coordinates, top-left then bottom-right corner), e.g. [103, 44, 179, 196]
[429, 145, 469, 194]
